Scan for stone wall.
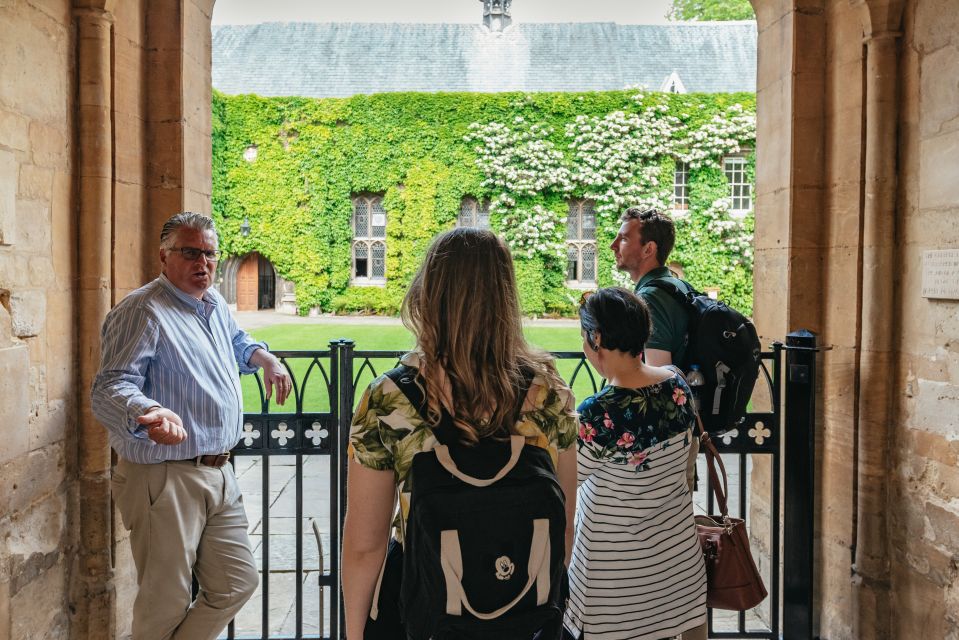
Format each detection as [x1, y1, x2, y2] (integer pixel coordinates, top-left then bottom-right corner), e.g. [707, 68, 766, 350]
[0, 1, 77, 638]
[1, 0, 203, 636]
[749, 0, 959, 638]
[751, 0, 959, 638]
[890, 0, 959, 636]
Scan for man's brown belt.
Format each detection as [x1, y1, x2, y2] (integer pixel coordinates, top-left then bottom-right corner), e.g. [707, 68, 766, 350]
[194, 453, 231, 468]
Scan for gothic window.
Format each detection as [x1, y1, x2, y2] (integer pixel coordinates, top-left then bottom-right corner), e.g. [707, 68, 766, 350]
[566, 199, 597, 288]
[351, 194, 387, 284]
[673, 161, 689, 211]
[723, 156, 752, 213]
[457, 197, 491, 230]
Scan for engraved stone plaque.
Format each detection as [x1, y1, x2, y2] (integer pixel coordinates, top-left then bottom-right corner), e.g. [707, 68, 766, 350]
[921, 250, 959, 300]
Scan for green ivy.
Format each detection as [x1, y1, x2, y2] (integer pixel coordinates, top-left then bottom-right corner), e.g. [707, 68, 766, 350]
[213, 90, 756, 316]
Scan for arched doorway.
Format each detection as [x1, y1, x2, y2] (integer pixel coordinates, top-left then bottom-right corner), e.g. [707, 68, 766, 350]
[236, 252, 275, 311]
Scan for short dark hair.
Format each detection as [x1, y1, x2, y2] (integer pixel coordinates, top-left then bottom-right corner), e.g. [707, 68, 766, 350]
[159, 212, 217, 248]
[621, 207, 675, 265]
[579, 287, 651, 357]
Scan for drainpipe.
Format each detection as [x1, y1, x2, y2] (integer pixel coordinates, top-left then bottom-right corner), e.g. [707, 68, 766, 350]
[852, 27, 901, 640]
[73, 4, 115, 637]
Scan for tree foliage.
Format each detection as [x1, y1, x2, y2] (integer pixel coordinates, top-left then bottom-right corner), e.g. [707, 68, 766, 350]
[668, 0, 755, 21]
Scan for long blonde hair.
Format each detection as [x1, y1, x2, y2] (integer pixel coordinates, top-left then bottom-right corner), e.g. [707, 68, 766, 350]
[401, 228, 564, 442]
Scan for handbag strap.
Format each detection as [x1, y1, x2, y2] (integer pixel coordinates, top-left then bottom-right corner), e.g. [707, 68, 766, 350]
[665, 365, 732, 518]
[695, 413, 730, 518]
[664, 364, 729, 523]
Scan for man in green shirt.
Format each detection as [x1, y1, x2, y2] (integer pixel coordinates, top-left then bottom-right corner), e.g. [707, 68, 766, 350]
[610, 207, 692, 366]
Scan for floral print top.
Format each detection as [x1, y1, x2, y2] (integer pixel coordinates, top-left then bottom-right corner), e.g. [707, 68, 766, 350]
[349, 352, 578, 539]
[577, 374, 696, 471]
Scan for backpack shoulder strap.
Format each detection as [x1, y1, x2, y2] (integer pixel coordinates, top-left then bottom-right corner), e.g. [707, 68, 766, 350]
[384, 364, 457, 445]
[384, 364, 426, 415]
[383, 364, 536, 443]
[642, 277, 697, 309]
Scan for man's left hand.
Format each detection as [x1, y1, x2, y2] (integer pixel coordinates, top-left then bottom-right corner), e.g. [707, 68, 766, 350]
[251, 348, 292, 406]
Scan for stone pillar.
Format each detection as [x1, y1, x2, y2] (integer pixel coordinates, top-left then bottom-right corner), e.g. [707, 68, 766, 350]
[750, 1, 827, 630]
[72, 3, 117, 638]
[852, 21, 903, 640]
[144, 0, 214, 269]
[144, 0, 184, 268]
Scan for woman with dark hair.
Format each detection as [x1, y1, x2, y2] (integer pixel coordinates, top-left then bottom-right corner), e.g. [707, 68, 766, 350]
[342, 228, 579, 640]
[564, 287, 707, 640]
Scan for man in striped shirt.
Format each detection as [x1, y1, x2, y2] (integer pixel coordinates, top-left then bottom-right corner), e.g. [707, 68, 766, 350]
[91, 212, 291, 640]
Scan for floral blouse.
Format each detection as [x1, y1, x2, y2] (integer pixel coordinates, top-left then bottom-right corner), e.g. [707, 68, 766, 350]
[349, 352, 578, 538]
[577, 374, 696, 471]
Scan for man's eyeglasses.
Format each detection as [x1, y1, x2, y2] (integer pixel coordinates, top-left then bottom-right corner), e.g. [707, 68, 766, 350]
[168, 246, 221, 262]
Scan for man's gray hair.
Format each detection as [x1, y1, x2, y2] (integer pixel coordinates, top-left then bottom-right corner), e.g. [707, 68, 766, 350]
[159, 212, 217, 249]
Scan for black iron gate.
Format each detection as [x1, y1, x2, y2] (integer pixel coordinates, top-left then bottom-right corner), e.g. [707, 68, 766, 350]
[224, 336, 817, 640]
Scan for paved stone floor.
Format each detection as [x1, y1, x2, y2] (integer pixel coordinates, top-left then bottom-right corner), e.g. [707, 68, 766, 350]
[221, 453, 773, 639]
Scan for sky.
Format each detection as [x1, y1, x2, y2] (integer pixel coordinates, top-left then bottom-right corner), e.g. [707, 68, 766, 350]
[212, 0, 677, 25]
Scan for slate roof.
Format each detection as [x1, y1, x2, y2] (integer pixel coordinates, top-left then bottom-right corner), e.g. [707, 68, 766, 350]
[212, 21, 757, 98]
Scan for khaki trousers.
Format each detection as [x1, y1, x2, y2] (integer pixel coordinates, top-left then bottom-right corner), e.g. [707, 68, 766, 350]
[114, 458, 258, 640]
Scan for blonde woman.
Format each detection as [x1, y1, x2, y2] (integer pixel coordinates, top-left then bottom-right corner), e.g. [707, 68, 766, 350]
[343, 228, 579, 640]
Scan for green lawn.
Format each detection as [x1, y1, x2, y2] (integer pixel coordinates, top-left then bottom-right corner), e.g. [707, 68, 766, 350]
[241, 323, 601, 414]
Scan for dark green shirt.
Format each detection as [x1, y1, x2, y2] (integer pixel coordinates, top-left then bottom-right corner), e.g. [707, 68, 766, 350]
[635, 266, 691, 365]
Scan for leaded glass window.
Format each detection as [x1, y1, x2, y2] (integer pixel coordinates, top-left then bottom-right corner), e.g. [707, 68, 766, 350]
[457, 197, 491, 229]
[566, 199, 597, 287]
[351, 194, 387, 284]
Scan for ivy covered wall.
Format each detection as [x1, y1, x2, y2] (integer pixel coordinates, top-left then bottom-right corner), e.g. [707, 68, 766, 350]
[212, 89, 756, 316]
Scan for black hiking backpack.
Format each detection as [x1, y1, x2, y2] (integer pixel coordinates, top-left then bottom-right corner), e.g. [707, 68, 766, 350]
[383, 365, 569, 640]
[643, 279, 762, 435]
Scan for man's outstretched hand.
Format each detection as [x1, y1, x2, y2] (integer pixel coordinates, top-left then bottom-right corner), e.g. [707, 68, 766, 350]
[137, 407, 187, 445]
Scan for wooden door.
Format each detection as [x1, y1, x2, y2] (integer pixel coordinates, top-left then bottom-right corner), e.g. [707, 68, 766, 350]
[237, 253, 259, 311]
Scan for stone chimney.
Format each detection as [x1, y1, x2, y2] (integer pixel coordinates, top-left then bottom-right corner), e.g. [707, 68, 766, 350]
[480, 0, 512, 32]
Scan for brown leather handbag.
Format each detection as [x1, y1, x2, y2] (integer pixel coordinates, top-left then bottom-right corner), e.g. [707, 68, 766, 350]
[694, 415, 768, 611]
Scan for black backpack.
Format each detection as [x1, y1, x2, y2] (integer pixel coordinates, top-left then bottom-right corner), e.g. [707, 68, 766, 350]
[644, 279, 762, 435]
[384, 365, 568, 640]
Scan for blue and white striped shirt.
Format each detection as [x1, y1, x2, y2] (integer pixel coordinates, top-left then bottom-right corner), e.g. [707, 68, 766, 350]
[91, 274, 267, 464]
